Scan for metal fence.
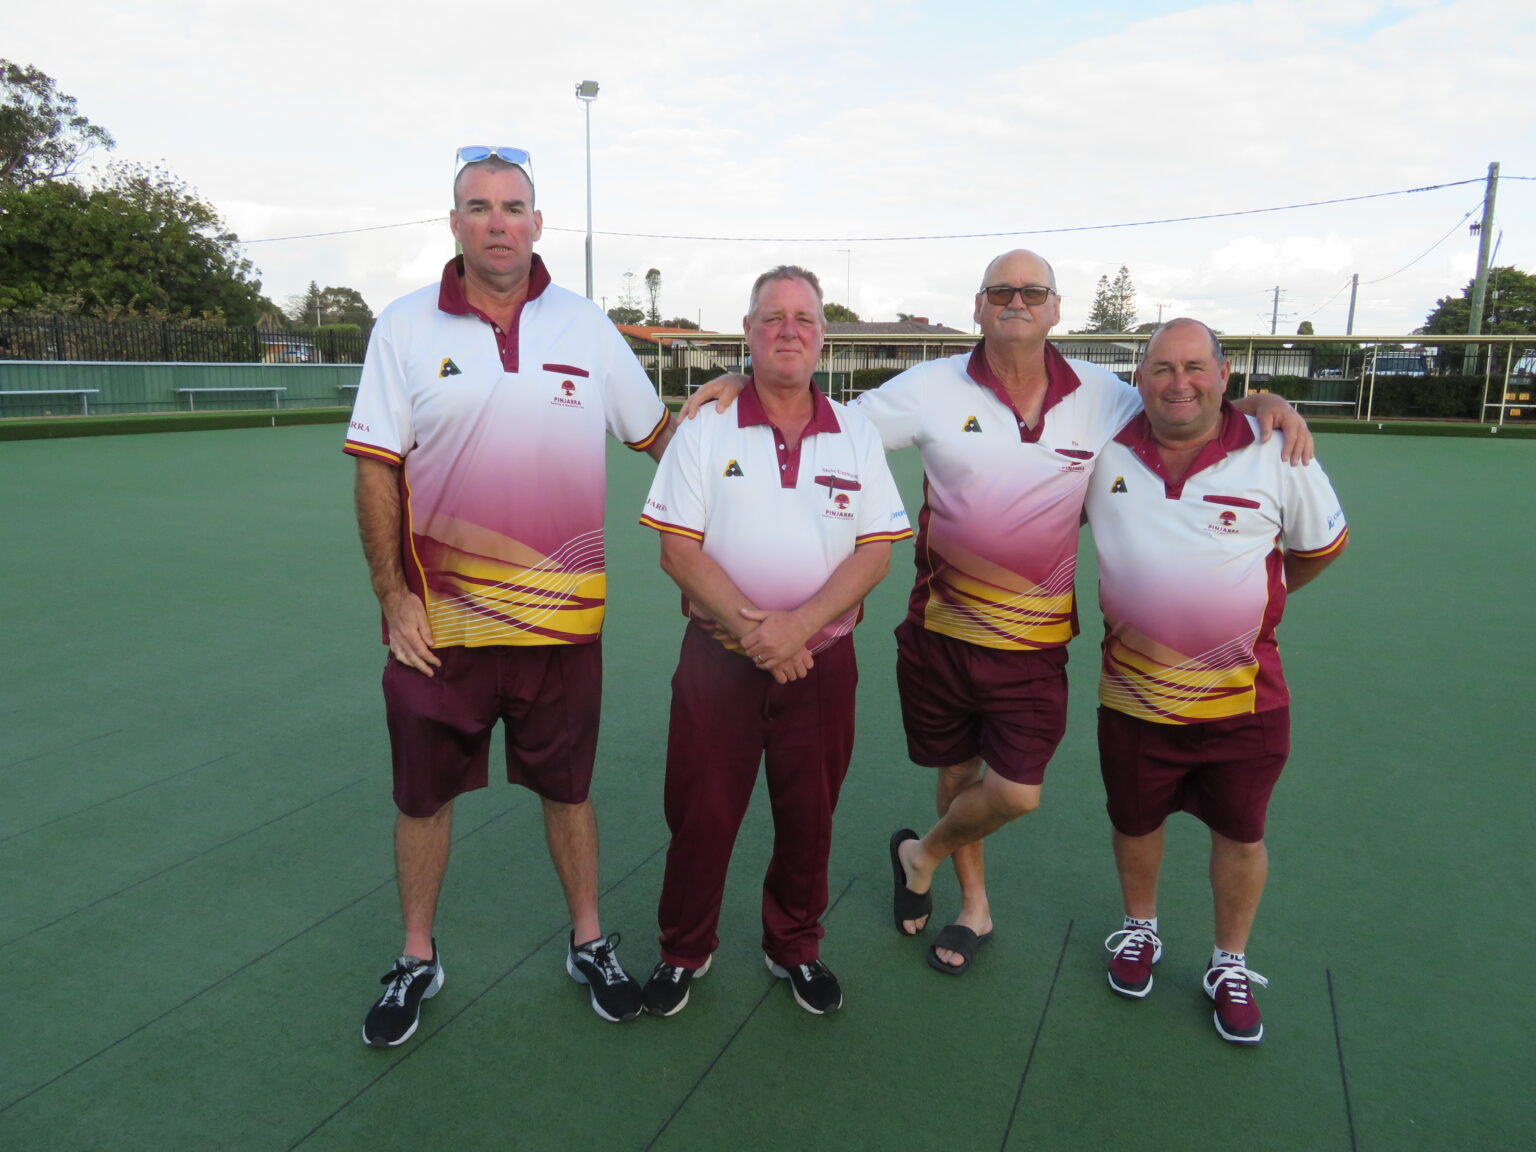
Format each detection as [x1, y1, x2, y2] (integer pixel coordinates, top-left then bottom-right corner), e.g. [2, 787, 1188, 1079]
[637, 331, 1536, 425]
[0, 314, 368, 365]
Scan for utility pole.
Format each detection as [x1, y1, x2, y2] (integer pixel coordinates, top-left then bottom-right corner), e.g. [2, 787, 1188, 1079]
[1345, 274, 1358, 335]
[1270, 286, 1283, 335]
[1467, 162, 1501, 334]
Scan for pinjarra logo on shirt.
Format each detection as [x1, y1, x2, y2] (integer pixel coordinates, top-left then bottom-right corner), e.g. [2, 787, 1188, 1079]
[551, 378, 583, 408]
[1205, 509, 1240, 535]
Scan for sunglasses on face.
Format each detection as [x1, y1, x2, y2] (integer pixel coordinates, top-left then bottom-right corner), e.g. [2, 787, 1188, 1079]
[981, 284, 1055, 306]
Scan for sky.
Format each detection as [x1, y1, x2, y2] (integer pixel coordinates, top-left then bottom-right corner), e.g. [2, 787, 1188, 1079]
[9, 0, 1534, 336]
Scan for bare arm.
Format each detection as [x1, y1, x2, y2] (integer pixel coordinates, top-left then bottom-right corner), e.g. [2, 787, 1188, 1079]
[737, 541, 892, 666]
[355, 456, 441, 676]
[659, 531, 814, 683]
[644, 412, 679, 462]
[678, 372, 749, 420]
[1232, 392, 1313, 465]
[1283, 538, 1346, 592]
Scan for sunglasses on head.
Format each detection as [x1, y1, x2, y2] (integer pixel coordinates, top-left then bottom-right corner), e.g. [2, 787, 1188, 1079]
[454, 146, 533, 182]
[981, 284, 1055, 306]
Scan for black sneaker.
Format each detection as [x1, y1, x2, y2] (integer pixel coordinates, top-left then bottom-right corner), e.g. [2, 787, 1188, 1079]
[567, 932, 643, 1022]
[362, 943, 443, 1047]
[765, 953, 843, 1015]
[642, 954, 713, 1017]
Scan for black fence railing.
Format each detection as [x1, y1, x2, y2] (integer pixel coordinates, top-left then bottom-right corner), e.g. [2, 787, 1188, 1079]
[0, 314, 369, 364]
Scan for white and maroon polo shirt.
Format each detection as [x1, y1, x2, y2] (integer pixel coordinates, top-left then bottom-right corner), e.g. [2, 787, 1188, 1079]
[344, 255, 669, 648]
[1085, 404, 1349, 724]
[640, 382, 912, 653]
[851, 342, 1141, 651]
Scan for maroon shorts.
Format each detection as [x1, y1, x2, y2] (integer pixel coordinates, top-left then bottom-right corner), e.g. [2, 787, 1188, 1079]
[893, 618, 1068, 785]
[383, 642, 602, 816]
[1097, 706, 1290, 843]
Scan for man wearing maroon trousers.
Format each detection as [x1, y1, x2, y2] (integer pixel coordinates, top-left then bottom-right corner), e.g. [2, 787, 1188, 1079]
[637, 265, 912, 1016]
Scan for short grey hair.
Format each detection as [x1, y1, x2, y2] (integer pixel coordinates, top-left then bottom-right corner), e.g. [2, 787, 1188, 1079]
[452, 155, 535, 210]
[1145, 317, 1224, 363]
[747, 265, 825, 321]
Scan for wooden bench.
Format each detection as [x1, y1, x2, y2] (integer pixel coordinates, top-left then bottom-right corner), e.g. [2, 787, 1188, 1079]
[175, 387, 286, 411]
[0, 388, 101, 415]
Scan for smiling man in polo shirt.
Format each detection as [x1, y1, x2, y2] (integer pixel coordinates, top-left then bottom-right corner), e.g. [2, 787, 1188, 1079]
[638, 265, 911, 1016]
[1086, 318, 1347, 1045]
[685, 250, 1314, 978]
[346, 147, 676, 1046]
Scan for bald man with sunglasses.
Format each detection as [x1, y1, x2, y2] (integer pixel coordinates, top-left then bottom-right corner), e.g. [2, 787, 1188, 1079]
[685, 250, 1310, 976]
[347, 147, 676, 1046]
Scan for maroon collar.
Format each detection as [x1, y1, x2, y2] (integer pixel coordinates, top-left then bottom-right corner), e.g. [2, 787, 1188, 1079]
[436, 253, 551, 316]
[966, 339, 1082, 417]
[738, 379, 842, 435]
[1114, 400, 1255, 489]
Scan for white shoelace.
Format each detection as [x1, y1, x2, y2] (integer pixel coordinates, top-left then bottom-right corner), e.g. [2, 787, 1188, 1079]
[1104, 927, 1162, 960]
[1206, 963, 1269, 1003]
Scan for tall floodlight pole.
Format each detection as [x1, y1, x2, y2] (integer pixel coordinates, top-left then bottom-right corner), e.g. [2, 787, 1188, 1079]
[576, 80, 600, 300]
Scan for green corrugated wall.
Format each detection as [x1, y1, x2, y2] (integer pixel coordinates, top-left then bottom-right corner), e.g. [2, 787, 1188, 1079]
[0, 362, 362, 417]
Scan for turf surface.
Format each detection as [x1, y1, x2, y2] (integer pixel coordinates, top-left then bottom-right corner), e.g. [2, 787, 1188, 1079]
[1, 427, 1532, 1150]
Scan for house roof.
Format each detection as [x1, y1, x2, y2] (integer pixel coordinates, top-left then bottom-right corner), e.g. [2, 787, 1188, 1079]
[615, 324, 723, 348]
[825, 319, 965, 336]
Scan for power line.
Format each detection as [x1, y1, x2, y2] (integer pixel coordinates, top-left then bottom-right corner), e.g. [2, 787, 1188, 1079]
[1360, 201, 1481, 285]
[242, 176, 1500, 246]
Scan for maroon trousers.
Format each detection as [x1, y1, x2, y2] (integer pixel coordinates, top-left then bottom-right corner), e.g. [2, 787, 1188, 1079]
[658, 625, 857, 968]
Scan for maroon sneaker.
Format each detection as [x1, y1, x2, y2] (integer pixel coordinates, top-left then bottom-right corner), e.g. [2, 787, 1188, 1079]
[1203, 963, 1269, 1045]
[1104, 926, 1162, 999]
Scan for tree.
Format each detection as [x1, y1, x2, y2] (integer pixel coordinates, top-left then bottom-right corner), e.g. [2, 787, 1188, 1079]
[896, 311, 915, 322]
[644, 267, 662, 326]
[1078, 265, 1138, 333]
[606, 305, 645, 325]
[1, 60, 115, 189]
[0, 162, 270, 323]
[1296, 320, 1315, 336]
[824, 302, 860, 322]
[660, 316, 700, 330]
[1422, 266, 1536, 335]
[287, 282, 374, 330]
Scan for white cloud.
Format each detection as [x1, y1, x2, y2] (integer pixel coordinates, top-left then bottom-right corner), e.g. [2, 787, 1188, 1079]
[6, 0, 1532, 336]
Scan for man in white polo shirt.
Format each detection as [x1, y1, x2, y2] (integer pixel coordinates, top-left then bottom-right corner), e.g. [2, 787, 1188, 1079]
[686, 251, 1313, 977]
[346, 147, 675, 1046]
[1086, 318, 1347, 1045]
[639, 265, 911, 1017]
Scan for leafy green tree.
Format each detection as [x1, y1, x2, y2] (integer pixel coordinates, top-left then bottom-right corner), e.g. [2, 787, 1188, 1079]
[0, 162, 270, 322]
[644, 267, 662, 326]
[1423, 266, 1536, 334]
[287, 282, 374, 330]
[0, 60, 114, 189]
[606, 305, 645, 325]
[660, 316, 700, 330]
[1297, 320, 1314, 336]
[1079, 265, 1138, 333]
[824, 302, 860, 322]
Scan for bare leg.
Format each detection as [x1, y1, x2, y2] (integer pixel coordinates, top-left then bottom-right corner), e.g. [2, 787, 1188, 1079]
[1210, 831, 1267, 955]
[935, 763, 998, 967]
[899, 760, 1039, 956]
[544, 797, 602, 943]
[397, 802, 453, 959]
[1112, 825, 1165, 921]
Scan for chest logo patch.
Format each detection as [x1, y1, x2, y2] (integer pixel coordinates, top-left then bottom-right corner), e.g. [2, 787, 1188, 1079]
[439, 358, 461, 378]
[962, 416, 982, 433]
[1110, 476, 1128, 493]
[561, 379, 576, 397]
[723, 460, 744, 478]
